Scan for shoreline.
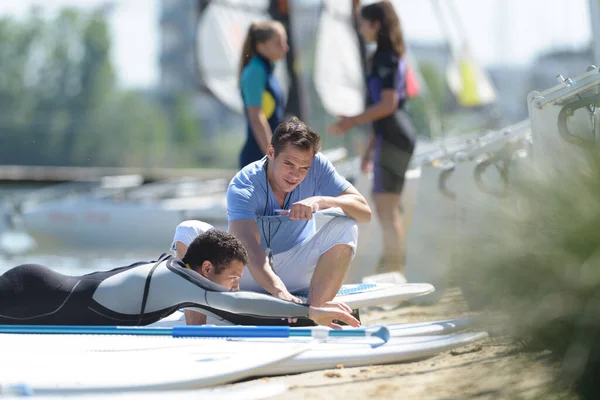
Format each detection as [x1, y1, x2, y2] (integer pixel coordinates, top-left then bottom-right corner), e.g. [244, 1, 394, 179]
[228, 287, 561, 400]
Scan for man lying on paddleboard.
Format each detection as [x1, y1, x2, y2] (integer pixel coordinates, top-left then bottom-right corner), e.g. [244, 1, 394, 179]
[172, 220, 357, 327]
[0, 230, 359, 328]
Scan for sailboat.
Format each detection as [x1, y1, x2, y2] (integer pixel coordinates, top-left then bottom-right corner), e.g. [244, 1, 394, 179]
[195, 0, 291, 114]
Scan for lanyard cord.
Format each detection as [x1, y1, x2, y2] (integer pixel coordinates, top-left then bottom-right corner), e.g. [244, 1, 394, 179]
[261, 160, 292, 266]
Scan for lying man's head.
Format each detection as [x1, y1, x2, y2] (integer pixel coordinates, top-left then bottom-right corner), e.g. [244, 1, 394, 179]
[181, 230, 248, 290]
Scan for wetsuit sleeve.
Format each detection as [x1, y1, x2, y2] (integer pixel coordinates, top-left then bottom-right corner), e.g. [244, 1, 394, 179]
[204, 290, 310, 318]
[374, 51, 400, 90]
[241, 63, 268, 107]
[166, 262, 310, 319]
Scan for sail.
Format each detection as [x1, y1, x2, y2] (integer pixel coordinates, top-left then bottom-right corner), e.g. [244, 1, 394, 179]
[430, 0, 497, 108]
[313, 0, 366, 117]
[196, 0, 290, 114]
[445, 48, 497, 107]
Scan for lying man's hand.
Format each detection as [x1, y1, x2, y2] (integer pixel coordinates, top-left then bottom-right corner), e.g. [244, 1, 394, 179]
[320, 300, 353, 315]
[275, 290, 303, 323]
[308, 304, 361, 328]
[274, 290, 303, 304]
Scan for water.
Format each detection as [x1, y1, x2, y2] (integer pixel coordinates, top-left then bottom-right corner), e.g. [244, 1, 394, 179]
[0, 182, 170, 275]
[0, 251, 159, 276]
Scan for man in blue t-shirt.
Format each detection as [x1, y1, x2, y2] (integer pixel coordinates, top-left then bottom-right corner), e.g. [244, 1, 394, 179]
[227, 117, 372, 307]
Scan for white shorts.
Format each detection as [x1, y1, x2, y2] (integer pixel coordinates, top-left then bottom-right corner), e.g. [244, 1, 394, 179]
[238, 217, 359, 293]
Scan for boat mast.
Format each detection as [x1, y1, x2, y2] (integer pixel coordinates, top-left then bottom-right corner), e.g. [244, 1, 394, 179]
[351, 0, 367, 77]
[590, 0, 600, 66]
[270, 0, 305, 120]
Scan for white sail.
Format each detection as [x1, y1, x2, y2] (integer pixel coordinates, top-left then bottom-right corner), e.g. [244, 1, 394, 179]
[313, 0, 366, 117]
[196, 0, 290, 114]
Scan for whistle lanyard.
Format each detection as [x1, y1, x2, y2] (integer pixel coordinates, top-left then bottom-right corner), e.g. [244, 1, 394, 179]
[261, 160, 292, 267]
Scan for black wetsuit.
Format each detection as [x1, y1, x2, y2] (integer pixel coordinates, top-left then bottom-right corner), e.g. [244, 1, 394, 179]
[0, 254, 311, 326]
[367, 50, 417, 194]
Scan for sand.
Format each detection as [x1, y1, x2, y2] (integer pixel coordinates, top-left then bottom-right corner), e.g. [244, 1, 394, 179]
[228, 288, 563, 400]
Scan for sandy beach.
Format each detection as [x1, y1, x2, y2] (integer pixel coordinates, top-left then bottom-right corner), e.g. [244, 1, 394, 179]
[228, 287, 559, 400]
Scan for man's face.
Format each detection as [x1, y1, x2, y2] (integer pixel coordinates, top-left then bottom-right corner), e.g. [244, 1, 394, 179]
[205, 260, 244, 291]
[267, 145, 314, 193]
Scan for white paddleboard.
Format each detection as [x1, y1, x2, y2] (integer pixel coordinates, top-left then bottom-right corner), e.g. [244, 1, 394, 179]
[346, 317, 476, 338]
[293, 283, 435, 309]
[250, 332, 488, 375]
[0, 338, 311, 394]
[0, 382, 287, 400]
[152, 314, 475, 341]
[0, 332, 488, 386]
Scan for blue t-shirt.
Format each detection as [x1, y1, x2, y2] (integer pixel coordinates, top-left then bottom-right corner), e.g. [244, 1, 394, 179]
[227, 153, 351, 255]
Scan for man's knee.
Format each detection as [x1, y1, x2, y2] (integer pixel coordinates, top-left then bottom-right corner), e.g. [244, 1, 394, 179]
[325, 243, 354, 259]
[320, 217, 359, 254]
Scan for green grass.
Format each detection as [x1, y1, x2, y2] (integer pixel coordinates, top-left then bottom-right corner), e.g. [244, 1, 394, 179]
[453, 145, 600, 399]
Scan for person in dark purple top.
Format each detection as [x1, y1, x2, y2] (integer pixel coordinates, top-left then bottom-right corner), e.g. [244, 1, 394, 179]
[328, 1, 416, 278]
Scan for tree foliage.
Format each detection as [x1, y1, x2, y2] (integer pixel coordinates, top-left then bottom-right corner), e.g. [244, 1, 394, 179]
[0, 8, 203, 168]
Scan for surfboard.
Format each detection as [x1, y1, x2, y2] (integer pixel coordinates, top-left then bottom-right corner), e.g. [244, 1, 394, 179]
[247, 332, 489, 375]
[0, 332, 488, 392]
[293, 282, 435, 309]
[0, 338, 311, 394]
[0, 382, 287, 400]
[152, 311, 475, 340]
[338, 317, 476, 338]
[386, 317, 475, 337]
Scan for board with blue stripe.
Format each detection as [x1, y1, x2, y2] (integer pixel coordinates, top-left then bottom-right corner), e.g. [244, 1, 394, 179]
[292, 283, 380, 299]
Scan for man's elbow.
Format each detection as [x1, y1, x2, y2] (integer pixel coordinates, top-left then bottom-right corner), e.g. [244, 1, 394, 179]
[357, 201, 372, 224]
[364, 205, 373, 223]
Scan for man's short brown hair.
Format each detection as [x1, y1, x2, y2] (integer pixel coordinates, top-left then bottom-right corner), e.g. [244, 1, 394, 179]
[182, 230, 248, 274]
[271, 116, 321, 156]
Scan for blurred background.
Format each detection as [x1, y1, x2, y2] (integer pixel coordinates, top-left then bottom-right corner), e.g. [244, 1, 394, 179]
[0, 0, 594, 272]
[3, 1, 600, 396]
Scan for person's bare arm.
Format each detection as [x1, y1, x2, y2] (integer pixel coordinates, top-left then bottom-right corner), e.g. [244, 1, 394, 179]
[328, 90, 398, 135]
[184, 309, 207, 325]
[361, 133, 376, 173]
[229, 219, 300, 302]
[317, 186, 372, 223]
[289, 186, 372, 224]
[349, 89, 398, 125]
[246, 107, 272, 155]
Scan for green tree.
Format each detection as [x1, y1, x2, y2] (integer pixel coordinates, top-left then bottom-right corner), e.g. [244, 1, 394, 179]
[0, 8, 172, 168]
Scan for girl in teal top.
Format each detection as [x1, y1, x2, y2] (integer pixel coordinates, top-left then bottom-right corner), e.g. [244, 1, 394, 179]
[239, 21, 289, 168]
